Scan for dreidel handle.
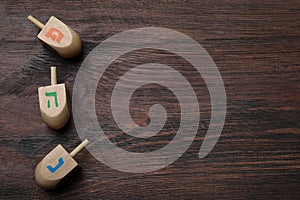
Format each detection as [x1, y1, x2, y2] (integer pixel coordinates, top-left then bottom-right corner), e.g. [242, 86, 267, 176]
[70, 139, 89, 157]
[51, 66, 57, 85]
[28, 15, 45, 29]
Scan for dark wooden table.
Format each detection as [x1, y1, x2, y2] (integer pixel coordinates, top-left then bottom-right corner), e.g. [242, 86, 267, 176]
[1, 0, 299, 199]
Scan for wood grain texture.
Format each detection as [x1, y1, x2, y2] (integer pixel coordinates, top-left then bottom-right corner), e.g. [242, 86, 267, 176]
[0, 0, 299, 199]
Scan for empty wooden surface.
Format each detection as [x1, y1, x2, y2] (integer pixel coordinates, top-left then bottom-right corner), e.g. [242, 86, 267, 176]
[0, 0, 299, 199]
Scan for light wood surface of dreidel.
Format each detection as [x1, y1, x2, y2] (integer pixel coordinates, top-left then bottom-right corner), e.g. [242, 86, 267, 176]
[38, 66, 70, 129]
[35, 139, 89, 190]
[27, 15, 81, 58]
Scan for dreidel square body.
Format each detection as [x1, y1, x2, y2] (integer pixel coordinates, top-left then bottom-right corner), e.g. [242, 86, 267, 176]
[38, 83, 70, 129]
[35, 145, 78, 190]
[28, 15, 82, 58]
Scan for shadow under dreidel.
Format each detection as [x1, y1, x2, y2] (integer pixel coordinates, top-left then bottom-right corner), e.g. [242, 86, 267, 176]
[52, 167, 82, 193]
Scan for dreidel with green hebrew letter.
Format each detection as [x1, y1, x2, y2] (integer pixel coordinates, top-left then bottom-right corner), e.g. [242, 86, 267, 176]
[35, 139, 89, 189]
[38, 66, 70, 129]
[27, 15, 82, 58]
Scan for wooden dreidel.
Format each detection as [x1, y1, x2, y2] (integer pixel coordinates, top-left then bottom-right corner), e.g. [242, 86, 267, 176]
[35, 139, 89, 189]
[38, 66, 70, 129]
[27, 15, 81, 58]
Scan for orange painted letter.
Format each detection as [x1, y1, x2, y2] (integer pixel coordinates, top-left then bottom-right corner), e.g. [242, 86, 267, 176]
[45, 28, 64, 43]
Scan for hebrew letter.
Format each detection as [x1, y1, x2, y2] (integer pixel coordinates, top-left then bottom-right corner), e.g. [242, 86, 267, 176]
[45, 28, 64, 43]
[47, 157, 64, 173]
[45, 91, 58, 108]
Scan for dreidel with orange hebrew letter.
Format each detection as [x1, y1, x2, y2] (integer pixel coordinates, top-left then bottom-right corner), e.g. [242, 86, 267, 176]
[38, 66, 70, 129]
[27, 15, 81, 58]
[35, 139, 89, 189]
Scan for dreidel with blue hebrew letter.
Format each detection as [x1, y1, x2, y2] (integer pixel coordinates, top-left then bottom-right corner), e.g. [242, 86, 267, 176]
[35, 139, 89, 189]
[27, 15, 81, 58]
[38, 66, 70, 129]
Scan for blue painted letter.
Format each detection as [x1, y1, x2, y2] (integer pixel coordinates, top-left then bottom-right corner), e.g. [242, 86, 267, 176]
[47, 157, 64, 173]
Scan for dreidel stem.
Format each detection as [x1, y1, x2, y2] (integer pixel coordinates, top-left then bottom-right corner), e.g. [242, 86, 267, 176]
[27, 15, 45, 29]
[70, 139, 89, 157]
[51, 66, 57, 85]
